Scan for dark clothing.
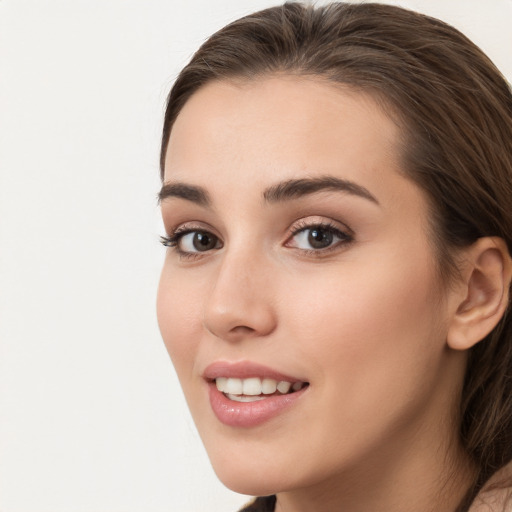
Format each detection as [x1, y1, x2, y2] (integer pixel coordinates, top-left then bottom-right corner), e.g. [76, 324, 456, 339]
[239, 495, 276, 512]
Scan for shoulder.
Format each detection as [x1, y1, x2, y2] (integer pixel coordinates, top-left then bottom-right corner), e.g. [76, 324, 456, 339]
[469, 464, 512, 512]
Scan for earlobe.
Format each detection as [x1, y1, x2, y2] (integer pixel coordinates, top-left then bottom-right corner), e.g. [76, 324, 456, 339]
[447, 237, 512, 351]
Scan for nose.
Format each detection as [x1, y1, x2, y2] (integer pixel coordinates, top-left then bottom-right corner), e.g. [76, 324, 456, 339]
[202, 249, 277, 342]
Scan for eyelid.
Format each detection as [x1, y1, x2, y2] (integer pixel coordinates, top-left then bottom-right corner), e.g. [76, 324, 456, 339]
[161, 221, 223, 259]
[160, 217, 353, 258]
[286, 216, 353, 239]
[284, 216, 354, 253]
[165, 221, 220, 239]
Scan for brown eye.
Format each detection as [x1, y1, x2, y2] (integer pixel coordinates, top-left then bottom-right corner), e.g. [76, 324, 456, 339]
[178, 230, 221, 253]
[288, 224, 352, 252]
[192, 232, 218, 251]
[308, 228, 334, 249]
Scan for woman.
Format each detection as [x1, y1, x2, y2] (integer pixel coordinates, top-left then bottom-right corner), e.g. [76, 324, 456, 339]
[156, 3, 512, 511]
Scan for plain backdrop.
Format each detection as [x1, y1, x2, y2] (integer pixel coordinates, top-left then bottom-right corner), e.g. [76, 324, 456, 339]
[1, 1, 511, 511]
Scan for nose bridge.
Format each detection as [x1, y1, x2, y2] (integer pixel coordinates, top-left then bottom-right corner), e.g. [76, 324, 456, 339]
[203, 243, 276, 341]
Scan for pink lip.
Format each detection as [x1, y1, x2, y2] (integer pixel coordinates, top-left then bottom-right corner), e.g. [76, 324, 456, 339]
[203, 361, 309, 428]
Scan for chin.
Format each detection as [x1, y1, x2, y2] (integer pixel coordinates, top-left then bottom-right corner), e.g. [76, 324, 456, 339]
[207, 447, 291, 497]
[214, 468, 282, 497]
[207, 440, 335, 499]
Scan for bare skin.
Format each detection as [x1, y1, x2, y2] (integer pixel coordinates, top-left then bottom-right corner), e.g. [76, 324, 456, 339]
[157, 76, 491, 511]
[469, 464, 512, 512]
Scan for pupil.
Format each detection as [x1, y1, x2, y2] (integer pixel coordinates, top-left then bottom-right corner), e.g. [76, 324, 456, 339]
[193, 232, 216, 251]
[308, 228, 333, 249]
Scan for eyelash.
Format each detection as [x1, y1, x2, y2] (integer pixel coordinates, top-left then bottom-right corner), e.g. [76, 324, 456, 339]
[286, 220, 353, 255]
[160, 220, 353, 259]
[160, 226, 216, 261]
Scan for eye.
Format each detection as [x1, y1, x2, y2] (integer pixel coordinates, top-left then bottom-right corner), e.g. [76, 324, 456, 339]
[287, 223, 352, 251]
[161, 228, 222, 255]
[179, 231, 220, 252]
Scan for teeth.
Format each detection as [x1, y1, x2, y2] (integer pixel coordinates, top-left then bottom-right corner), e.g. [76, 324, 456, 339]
[215, 377, 305, 396]
[226, 393, 267, 402]
[276, 381, 291, 394]
[224, 377, 243, 395]
[242, 377, 262, 395]
[261, 378, 277, 394]
[215, 377, 227, 392]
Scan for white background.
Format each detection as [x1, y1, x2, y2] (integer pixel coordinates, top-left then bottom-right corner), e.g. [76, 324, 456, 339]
[1, 1, 511, 511]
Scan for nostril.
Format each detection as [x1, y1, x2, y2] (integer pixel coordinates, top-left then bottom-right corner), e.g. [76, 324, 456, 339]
[230, 325, 256, 334]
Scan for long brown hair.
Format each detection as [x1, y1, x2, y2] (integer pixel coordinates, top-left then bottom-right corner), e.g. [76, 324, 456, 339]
[160, 3, 512, 509]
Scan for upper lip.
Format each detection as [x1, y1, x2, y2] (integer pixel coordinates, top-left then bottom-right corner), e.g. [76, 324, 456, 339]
[203, 361, 307, 383]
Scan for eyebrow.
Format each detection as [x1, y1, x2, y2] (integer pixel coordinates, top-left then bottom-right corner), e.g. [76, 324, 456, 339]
[158, 175, 379, 207]
[158, 182, 211, 207]
[263, 176, 379, 205]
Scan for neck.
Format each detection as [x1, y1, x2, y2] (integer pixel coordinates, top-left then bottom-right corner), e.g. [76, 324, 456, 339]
[275, 401, 475, 512]
[275, 445, 473, 512]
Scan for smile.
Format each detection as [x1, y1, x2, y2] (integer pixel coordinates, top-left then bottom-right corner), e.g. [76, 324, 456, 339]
[215, 377, 307, 402]
[203, 362, 309, 427]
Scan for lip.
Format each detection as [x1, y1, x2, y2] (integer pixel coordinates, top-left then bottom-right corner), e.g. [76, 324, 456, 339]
[203, 361, 309, 428]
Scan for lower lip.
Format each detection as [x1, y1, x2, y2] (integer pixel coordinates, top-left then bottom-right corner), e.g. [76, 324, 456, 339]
[208, 383, 308, 428]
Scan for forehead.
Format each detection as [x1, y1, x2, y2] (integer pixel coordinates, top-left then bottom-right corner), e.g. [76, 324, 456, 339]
[164, 76, 403, 199]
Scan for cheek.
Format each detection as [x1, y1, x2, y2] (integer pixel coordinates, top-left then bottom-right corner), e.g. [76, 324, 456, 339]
[281, 254, 446, 402]
[263, 256, 449, 482]
[156, 264, 203, 380]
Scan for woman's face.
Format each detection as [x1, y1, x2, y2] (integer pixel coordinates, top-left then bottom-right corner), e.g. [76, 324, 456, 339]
[157, 77, 464, 496]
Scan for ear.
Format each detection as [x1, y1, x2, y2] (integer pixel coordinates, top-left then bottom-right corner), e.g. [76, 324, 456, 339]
[447, 237, 512, 351]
